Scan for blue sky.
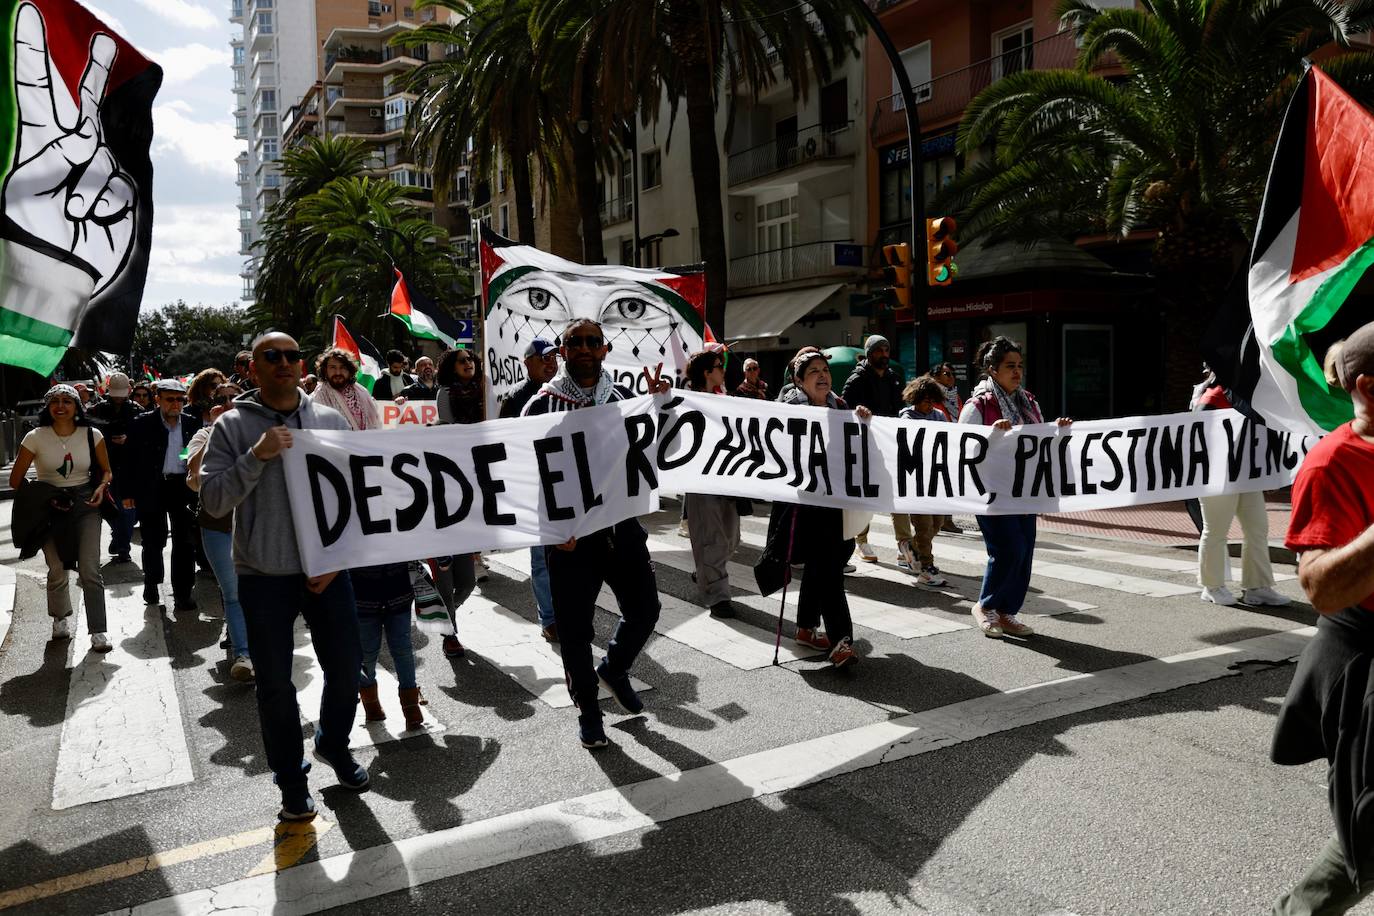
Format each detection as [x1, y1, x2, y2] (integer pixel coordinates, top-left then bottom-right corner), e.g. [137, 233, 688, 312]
[86, 0, 241, 309]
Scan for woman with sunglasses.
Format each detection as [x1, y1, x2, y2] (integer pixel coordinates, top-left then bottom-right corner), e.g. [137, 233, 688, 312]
[186, 382, 254, 682]
[130, 383, 153, 412]
[185, 369, 226, 423]
[10, 385, 114, 652]
[430, 347, 483, 658]
[683, 348, 741, 619]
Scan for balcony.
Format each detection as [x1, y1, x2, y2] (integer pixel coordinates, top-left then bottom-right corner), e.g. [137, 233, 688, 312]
[599, 196, 632, 227]
[230, 0, 243, 21]
[870, 29, 1079, 142]
[728, 240, 866, 291]
[727, 121, 856, 188]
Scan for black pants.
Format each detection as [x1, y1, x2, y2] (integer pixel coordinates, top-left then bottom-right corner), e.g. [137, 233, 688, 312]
[794, 506, 854, 644]
[139, 476, 197, 601]
[545, 520, 661, 717]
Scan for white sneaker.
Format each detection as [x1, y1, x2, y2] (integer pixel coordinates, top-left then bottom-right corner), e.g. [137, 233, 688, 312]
[998, 614, 1034, 637]
[677, 519, 690, 537]
[230, 656, 255, 682]
[51, 616, 73, 640]
[896, 540, 917, 572]
[971, 604, 1003, 638]
[856, 542, 878, 563]
[1201, 586, 1238, 606]
[90, 632, 112, 653]
[1243, 587, 1292, 607]
[918, 565, 948, 587]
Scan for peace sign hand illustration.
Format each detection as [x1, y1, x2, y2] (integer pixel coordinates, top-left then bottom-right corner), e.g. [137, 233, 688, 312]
[2, 2, 135, 298]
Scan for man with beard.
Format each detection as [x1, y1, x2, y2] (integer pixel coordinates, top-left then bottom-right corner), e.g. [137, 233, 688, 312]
[840, 335, 909, 566]
[200, 332, 365, 820]
[398, 356, 439, 401]
[87, 372, 140, 563]
[522, 318, 670, 749]
[310, 348, 381, 431]
[373, 350, 413, 401]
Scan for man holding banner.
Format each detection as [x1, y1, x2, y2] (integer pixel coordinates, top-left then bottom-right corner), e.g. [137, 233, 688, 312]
[200, 332, 368, 820]
[522, 318, 670, 749]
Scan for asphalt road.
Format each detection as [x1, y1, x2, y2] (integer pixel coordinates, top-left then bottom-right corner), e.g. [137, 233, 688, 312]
[0, 500, 1359, 916]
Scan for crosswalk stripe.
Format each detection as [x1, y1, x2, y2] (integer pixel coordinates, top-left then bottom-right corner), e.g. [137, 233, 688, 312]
[732, 527, 1097, 617]
[489, 549, 823, 669]
[52, 588, 195, 810]
[447, 590, 651, 708]
[293, 637, 446, 749]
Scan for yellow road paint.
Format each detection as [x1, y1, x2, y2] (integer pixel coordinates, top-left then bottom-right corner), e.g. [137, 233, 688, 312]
[0, 826, 275, 910]
[245, 819, 334, 877]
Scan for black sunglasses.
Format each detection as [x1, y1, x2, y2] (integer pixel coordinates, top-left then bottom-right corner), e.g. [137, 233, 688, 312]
[261, 348, 303, 364]
[212, 395, 235, 406]
[564, 335, 604, 350]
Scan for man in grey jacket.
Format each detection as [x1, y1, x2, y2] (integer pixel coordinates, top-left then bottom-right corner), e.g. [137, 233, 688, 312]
[200, 331, 367, 821]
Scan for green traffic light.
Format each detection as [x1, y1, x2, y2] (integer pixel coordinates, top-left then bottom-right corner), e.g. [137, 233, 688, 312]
[935, 265, 950, 282]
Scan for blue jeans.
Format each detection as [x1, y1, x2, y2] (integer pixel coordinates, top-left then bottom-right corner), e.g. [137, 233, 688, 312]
[239, 572, 361, 790]
[201, 528, 248, 659]
[529, 546, 555, 628]
[975, 514, 1037, 616]
[358, 611, 416, 690]
[107, 505, 136, 556]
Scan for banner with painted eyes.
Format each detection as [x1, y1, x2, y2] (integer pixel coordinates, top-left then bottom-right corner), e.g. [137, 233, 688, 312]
[479, 225, 708, 417]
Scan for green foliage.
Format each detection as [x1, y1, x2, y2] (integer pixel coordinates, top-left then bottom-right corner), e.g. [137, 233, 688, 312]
[125, 301, 255, 377]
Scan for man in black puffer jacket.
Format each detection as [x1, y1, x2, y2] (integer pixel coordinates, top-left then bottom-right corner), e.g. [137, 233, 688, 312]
[840, 335, 908, 565]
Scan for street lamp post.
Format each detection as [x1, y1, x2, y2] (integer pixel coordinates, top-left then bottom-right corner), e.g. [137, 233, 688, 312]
[636, 227, 680, 268]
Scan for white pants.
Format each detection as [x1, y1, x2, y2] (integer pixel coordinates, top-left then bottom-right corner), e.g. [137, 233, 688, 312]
[1197, 490, 1274, 589]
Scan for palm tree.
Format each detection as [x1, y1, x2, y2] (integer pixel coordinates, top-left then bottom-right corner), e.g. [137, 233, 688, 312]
[937, 0, 1374, 401]
[396, 0, 564, 246]
[531, 0, 861, 336]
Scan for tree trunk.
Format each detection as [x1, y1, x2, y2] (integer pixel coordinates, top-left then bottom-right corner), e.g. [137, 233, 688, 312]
[511, 149, 537, 245]
[682, 65, 728, 338]
[572, 128, 605, 265]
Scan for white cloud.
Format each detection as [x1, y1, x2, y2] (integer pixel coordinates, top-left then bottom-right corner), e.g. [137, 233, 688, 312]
[149, 43, 232, 84]
[146, 203, 242, 302]
[130, 0, 218, 31]
[83, 2, 129, 35]
[152, 103, 236, 177]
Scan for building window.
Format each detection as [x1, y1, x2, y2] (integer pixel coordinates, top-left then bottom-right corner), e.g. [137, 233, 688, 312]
[641, 149, 661, 190]
[403, 5, 413, 16]
[256, 11, 272, 33]
[233, 46, 245, 65]
[259, 89, 276, 112]
[499, 204, 509, 237]
[618, 153, 632, 202]
[642, 237, 662, 267]
[241, 230, 252, 250]
[992, 22, 1034, 80]
[262, 138, 279, 159]
[620, 237, 634, 266]
[893, 41, 932, 105]
[755, 195, 797, 252]
[878, 144, 911, 231]
[260, 114, 277, 136]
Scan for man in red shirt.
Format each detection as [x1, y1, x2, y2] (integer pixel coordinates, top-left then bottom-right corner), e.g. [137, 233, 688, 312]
[1271, 321, 1374, 915]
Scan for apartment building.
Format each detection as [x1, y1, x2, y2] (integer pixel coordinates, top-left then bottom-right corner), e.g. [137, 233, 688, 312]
[233, 0, 465, 301]
[598, 43, 874, 383]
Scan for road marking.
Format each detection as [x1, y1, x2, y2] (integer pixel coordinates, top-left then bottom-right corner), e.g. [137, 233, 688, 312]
[52, 588, 195, 810]
[733, 527, 1095, 618]
[293, 639, 446, 748]
[449, 589, 651, 708]
[111, 626, 1314, 916]
[0, 825, 275, 909]
[245, 820, 335, 877]
[0, 564, 14, 652]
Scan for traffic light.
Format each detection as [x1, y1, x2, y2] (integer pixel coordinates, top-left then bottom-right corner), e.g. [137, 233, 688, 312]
[926, 216, 958, 286]
[880, 243, 913, 311]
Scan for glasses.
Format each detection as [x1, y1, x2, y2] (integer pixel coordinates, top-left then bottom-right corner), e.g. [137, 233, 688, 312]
[212, 395, 235, 406]
[160, 395, 188, 404]
[454, 356, 475, 364]
[564, 335, 604, 350]
[260, 348, 302, 364]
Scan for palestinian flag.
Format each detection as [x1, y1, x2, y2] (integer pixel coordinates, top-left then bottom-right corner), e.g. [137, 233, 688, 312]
[331, 314, 383, 393]
[140, 361, 158, 380]
[0, 0, 160, 376]
[1247, 63, 1374, 436]
[478, 224, 709, 416]
[389, 267, 466, 347]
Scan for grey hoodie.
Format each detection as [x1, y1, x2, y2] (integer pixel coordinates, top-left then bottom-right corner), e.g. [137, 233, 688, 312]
[199, 389, 350, 576]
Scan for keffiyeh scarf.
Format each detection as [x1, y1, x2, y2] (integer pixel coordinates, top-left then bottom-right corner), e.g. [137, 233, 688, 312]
[541, 367, 616, 408]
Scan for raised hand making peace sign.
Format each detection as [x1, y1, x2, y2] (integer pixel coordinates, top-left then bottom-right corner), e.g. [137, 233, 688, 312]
[2, 2, 136, 298]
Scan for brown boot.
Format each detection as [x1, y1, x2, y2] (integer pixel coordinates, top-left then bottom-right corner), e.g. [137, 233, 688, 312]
[359, 684, 385, 722]
[399, 687, 424, 731]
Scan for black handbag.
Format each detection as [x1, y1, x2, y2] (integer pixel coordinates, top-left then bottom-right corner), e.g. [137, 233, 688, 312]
[87, 427, 120, 525]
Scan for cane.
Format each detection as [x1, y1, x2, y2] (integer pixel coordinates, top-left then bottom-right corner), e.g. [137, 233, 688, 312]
[772, 506, 800, 666]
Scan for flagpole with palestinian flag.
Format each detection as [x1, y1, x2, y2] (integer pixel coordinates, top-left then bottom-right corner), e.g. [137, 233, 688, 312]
[388, 267, 468, 348]
[1246, 61, 1374, 437]
[330, 315, 384, 394]
[0, 0, 161, 376]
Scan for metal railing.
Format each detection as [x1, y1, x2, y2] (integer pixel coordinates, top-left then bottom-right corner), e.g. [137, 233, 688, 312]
[384, 115, 407, 132]
[728, 240, 865, 290]
[599, 196, 632, 227]
[727, 121, 855, 187]
[870, 29, 1079, 141]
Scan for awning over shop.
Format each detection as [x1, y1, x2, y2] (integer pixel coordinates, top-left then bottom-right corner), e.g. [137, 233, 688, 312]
[724, 283, 844, 347]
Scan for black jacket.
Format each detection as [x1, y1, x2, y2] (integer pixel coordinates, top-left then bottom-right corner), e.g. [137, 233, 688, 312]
[399, 380, 439, 401]
[86, 399, 140, 498]
[499, 378, 544, 418]
[372, 372, 414, 401]
[122, 409, 203, 507]
[13, 481, 91, 565]
[839, 359, 903, 418]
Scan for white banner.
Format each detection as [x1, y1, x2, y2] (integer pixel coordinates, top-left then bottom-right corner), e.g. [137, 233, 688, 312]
[281, 391, 1319, 575]
[379, 401, 438, 428]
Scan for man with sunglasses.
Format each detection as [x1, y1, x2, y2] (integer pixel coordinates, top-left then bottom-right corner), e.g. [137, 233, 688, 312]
[122, 379, 203, 609]
[200, 332, 364, 821]
[522, 318, 671, 750]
